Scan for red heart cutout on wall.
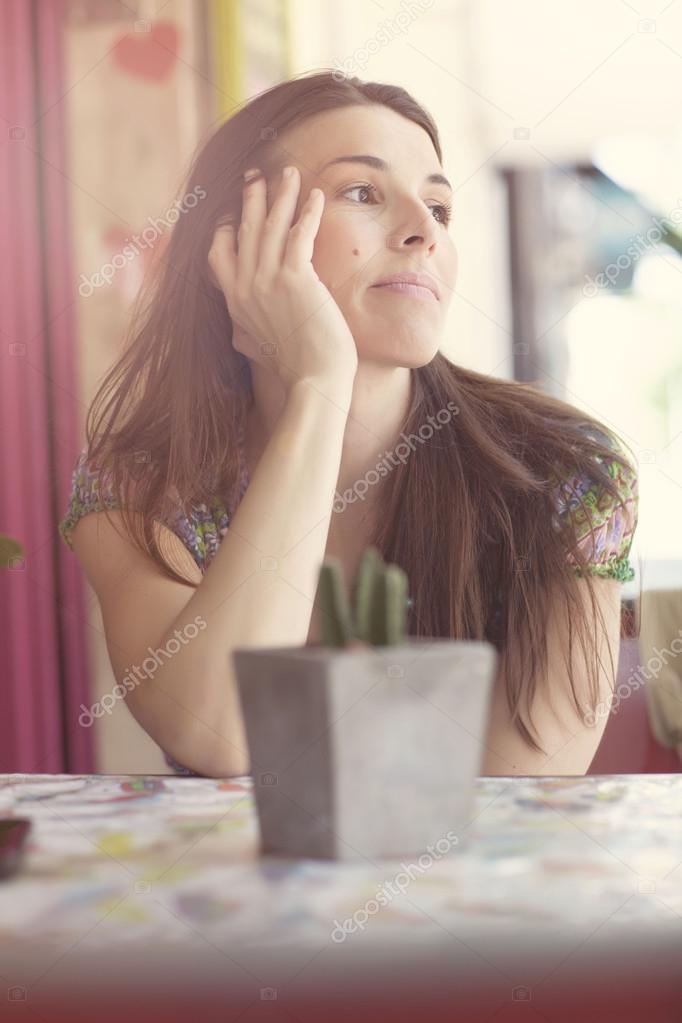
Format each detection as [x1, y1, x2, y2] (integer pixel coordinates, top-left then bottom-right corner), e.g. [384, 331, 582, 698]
[113, 22, 179, 83]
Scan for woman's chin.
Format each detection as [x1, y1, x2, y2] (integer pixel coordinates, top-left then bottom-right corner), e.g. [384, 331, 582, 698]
[355, 335, 441, 368]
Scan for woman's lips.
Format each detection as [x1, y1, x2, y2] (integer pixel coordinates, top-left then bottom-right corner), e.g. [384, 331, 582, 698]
[370, 282, 438, 302]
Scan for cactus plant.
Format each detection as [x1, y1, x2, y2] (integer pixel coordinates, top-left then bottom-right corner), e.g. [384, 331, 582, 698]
[316, 545, 409, 647]
[316, 556, 355, 647]
[233, 540, 498, 860]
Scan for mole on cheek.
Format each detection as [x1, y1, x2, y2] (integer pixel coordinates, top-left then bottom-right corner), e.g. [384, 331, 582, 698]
[352, 248, 359, 256]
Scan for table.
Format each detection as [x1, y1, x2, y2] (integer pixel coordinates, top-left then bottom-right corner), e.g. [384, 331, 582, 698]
[0, 773, 680, 1022]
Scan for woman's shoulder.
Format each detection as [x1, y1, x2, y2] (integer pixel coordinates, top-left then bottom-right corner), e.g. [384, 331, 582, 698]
[549, 425, 639, 582]
[58, 447, 232, 573]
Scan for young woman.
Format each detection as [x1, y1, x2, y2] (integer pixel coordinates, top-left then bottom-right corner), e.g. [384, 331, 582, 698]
[58, 70, 639, 779]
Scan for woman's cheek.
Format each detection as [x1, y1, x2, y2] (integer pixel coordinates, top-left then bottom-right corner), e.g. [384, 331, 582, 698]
[311, 224, 354, 278]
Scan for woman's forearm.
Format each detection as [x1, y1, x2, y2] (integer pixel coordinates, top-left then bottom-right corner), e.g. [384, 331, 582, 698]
[127, 377, 354, 776]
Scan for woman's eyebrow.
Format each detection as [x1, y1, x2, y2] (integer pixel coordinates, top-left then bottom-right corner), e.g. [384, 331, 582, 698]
[318, 154, 452, 192]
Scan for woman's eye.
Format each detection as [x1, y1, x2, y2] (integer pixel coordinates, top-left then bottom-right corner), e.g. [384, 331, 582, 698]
[340, 183, 452, 225]
[341, 184, 376, 205]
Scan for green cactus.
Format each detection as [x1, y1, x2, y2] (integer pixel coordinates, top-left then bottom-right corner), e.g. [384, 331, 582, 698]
[318, 557, 355, 647]
[352, 546, 382, 641]
[378, 564, 409, 645]
[316, 545, 409, 648]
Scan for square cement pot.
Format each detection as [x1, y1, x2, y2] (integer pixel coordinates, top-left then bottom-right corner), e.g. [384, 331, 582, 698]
[232, 638, 498, 861]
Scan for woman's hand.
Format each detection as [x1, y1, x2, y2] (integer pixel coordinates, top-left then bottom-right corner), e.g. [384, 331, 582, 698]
[208, 165, 358, 396]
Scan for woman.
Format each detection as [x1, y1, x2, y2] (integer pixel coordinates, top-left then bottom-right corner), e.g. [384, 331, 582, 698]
[58, 70, 639, 779]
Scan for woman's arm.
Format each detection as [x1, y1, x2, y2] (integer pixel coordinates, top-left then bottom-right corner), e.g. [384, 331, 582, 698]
[73, 164, 361, 777]
[72, 376, 354, 778]
[480, 578, 622, 776]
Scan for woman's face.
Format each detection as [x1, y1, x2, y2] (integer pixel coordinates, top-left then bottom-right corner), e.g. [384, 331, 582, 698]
[264, 104, 458, 369]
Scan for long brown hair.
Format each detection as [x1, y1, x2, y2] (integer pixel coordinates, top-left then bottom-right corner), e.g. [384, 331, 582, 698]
[83, 69, 640, 755]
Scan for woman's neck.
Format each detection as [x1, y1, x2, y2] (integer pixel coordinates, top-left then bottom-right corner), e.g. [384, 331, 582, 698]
[244, 361, 413, 496]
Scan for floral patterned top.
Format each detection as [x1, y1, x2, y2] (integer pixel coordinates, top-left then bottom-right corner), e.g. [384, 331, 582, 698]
[58, 420, 639, 777]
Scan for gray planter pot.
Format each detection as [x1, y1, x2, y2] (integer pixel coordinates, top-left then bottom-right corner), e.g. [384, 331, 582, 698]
[232, 638, 498, 862]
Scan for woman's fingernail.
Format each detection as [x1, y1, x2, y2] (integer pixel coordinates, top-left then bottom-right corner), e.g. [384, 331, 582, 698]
[243, 167, 260, 183]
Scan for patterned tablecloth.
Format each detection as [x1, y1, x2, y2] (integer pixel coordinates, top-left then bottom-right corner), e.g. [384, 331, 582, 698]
[0, 773, 680, 1020]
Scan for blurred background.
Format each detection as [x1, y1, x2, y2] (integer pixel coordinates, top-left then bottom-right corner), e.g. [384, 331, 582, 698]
[1, 0, 681, 774]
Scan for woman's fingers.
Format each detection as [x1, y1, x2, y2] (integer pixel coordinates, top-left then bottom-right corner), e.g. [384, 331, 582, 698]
[209, 167, 317, 299]
[207, 223, 237, 294]
[283, 187, 325, 272]
[204, 160, 357, 393]
[256, 165, 302, 279]
[235, 169, 267, 293]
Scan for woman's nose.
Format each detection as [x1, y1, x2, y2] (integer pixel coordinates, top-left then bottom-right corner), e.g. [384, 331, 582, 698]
[387, 205, 439, 250]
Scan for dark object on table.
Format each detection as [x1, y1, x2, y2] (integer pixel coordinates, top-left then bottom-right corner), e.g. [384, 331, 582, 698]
[0, 819, 31, 879]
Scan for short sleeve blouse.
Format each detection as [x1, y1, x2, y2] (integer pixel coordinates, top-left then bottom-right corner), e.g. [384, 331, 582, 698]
[549, 428, 638, 584]
[58, 420, 638, 776]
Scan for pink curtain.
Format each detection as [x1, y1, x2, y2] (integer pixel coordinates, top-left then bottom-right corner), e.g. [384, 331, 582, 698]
[0, 0, 94, 772]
